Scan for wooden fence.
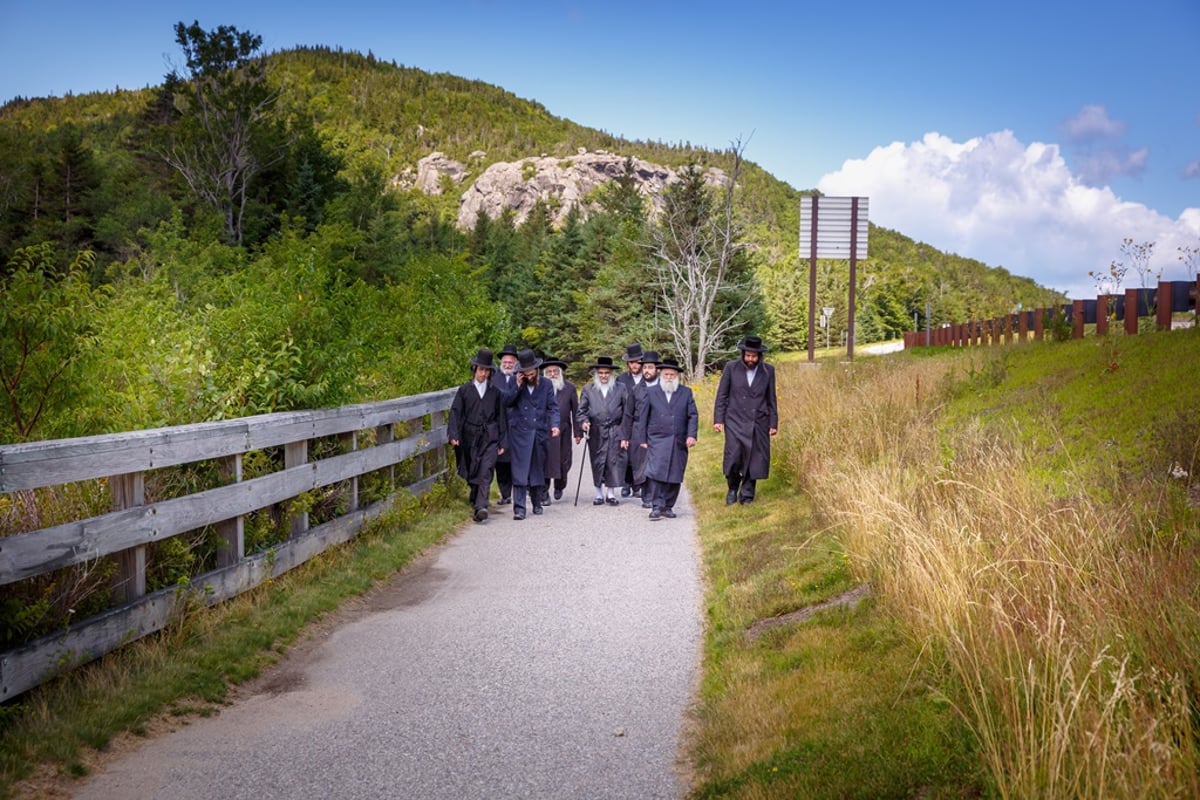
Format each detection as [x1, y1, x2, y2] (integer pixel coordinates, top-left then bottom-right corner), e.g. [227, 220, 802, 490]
[0, 389, 455, 701]
[903, 275, 1199, 349]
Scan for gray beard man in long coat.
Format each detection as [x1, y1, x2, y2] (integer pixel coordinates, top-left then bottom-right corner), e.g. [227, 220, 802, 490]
[539, 357, 580, 504]
[635, 357, 698, 520]
[576, 356, 631, 506]
[712, 335, 779, 505]
[447, 349, 508, 523]
[623, 350, 660, 507]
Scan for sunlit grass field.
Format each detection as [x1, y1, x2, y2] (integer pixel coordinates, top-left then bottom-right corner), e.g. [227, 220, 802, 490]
[684, 329, 1200, 798]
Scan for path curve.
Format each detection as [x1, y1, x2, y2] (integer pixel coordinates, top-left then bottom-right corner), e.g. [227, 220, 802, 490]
[73, 446, 704, 800]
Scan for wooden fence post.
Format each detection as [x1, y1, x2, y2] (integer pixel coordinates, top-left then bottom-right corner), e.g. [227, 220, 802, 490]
[1072, 300, 1085, 339]
[215, 454, 244, 567]
[111, 472, 146, 604]
[1156, 280, 1173, 330]
[1096, 295, 1109, 335]
[340, 431, 359, 513]
[1124, 289, 1138, 335]
[1034, 308, 1045, 341]
[285, 440, 309, 538]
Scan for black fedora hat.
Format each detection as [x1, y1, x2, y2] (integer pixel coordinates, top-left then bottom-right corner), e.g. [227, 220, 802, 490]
[589, 355, 621, 371]
[498, 343, 520, 358]
[622, 342, 645, 362]
[736, 335, 768, 353]
[470, 348, 496, 370]
[640, 350, 661, 366]
[657, 356, 683, 374]
[515, 348, 542, 372]
[541, 355, 568, 370]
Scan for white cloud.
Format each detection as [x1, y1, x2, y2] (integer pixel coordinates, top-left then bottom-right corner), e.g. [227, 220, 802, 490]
[817, 130, 1200, 298]
[1062, 104, 1126, 142]
[1185, 158, 1200, 179]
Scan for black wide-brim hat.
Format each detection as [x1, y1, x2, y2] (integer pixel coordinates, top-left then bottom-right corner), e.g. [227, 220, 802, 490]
[589, 355, 621, 371]
[737, 335, 768, 353]
[657, 357, 683, 374]
[640, 350, 661, 366]
[498, 343, 520, 358]
[622, 342, 645, 362]
[541, 356, 568, 370]
[470, 348, 496, 370]
[515, 348, 543, 372]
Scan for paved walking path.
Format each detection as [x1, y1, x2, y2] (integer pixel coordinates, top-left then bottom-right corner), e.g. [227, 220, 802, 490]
[74, 447, 704, 800]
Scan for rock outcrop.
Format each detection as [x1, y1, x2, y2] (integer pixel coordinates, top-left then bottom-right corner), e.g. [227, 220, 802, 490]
[450, 150, 726, 230]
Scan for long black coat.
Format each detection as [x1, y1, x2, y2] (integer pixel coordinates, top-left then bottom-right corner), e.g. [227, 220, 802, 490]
[502, 378, 558, 487]
[577, 380, 631, 487]
[712, 359, 778, 480]
[545, 380, 581, 482]
[491, 370, 517, 464]
[636, 384, 699, 484]
[624, 379, 657, 485]
[447, 380, 508, 484]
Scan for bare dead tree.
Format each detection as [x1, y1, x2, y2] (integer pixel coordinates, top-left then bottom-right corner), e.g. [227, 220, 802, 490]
[648, 138, 757, 381]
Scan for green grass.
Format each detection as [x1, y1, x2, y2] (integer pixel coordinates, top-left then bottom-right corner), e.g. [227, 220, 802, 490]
[0, 483, 467, 799]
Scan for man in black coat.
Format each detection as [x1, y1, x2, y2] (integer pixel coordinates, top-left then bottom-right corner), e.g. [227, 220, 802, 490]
[540, 356, 580, 504]
[491, 343, 519, 504]
[635, 357, 698, 520]
[447, 349, 508, 523]
[713, 335, 779, 505]
[499, 349, 559, 520]
[624, 350, 660, 508]
[615, 342, 645, 497]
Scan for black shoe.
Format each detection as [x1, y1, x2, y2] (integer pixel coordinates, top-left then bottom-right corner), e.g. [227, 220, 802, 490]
[663, 509, 677, 519]
[621, 486, 632, 497]
[593, 498, 605, 506]
[649, 509, 662, 520]
[497, 496, 511, 506]
[739, 497, 754, 505]
[605, 496, 619, 506]
[532, 505, 544, 515]
[474, 507, 488, 522]
[725, 490, 737, 506]
[641, 500, 652, 509]
[513, 509, 526, 520]
[554, 488, 563, 501]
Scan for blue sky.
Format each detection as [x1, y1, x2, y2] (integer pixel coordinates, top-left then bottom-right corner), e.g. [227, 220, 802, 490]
[2, 0, 1197, 298]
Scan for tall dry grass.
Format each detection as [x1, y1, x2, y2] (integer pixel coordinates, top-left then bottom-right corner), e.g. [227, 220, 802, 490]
[777, 354, 1200, 799]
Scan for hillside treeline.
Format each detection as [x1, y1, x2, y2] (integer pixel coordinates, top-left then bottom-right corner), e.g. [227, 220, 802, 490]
[0, 34, 1060, 443]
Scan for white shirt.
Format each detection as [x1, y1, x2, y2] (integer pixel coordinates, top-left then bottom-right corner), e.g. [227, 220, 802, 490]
[746, 366, 757, 387]
[474, 379, 488, 399]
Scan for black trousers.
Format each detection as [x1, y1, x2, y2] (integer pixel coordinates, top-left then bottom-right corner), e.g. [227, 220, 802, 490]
[648, 479, 681, 511]
[495, 461, 512, 500]
[727, 468, 757, 501]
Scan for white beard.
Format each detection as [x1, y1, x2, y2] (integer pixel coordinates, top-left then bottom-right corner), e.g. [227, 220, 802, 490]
[550, 376, 565, 392]
[660, 376, 679, 392]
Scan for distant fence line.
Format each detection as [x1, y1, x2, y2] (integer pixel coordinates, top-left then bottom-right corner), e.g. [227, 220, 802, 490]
[903, 275, 1199, 349]
[0, 389, 455, 701]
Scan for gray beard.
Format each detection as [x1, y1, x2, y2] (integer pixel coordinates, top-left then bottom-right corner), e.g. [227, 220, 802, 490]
[660, 377, 679, 392]
[550, 376, 565, 392]
[593, 376, 610, 393]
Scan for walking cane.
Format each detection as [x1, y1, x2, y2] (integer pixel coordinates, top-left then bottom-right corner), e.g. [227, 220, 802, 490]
[573, 436, 590, 506]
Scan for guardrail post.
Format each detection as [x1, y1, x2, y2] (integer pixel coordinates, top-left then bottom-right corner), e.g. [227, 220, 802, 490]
[340, 431, 359, 513]
[111, 472, 146, 603]
[215, 454, 244, 567]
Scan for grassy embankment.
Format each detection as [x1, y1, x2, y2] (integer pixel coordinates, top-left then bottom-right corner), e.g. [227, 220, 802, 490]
[684, 330, 1200, 799]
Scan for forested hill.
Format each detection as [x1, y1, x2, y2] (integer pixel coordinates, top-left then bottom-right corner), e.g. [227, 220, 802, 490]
[0, 40, 1059, 442]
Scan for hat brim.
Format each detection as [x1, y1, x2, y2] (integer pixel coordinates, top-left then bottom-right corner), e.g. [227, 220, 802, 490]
[737, 342, 768, 353]
[541, 359, 567, 370]
[589, 363, 621, 371]
[470, 360, 495, 369]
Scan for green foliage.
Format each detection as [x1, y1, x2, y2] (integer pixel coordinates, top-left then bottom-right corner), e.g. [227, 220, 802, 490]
[0, 245, 101, 441]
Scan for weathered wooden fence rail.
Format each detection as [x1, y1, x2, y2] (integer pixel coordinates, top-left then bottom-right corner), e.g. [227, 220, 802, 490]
[903, 275, 1199, 348]
[0, 389, 455, 700]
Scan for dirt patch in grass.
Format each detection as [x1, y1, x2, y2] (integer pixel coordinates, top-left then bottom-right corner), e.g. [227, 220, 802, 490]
[744, 584, 872, 641]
